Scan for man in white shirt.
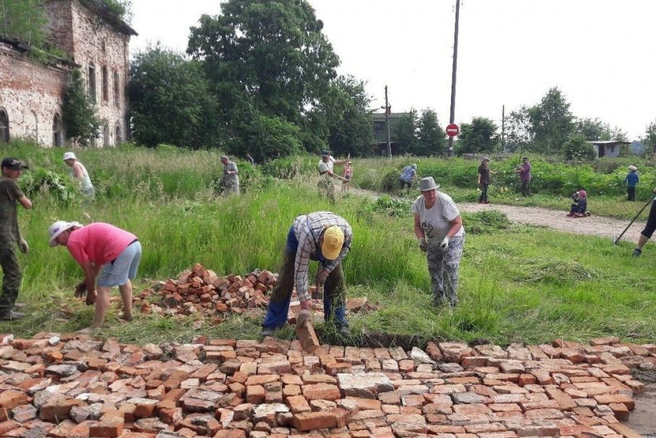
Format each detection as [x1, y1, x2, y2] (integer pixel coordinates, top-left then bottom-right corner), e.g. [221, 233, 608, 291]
[317, 151, 349, 203]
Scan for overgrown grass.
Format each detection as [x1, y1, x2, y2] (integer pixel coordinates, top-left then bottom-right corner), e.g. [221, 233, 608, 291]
[1, 143, 654, 348]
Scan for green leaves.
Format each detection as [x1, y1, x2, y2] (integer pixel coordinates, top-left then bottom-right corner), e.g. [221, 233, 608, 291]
[62, 69, 101, 146]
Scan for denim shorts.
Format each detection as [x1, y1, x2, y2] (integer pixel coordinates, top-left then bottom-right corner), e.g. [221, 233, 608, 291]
[97, 241, 142, 287]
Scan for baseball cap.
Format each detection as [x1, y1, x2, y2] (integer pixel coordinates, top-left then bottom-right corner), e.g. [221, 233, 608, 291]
[482, 156, 490, 161]
[1, 157, 29, 170]
[63, 152, 77, 161]
[321, 226, 344, 260]
[321, 150, 331, 157]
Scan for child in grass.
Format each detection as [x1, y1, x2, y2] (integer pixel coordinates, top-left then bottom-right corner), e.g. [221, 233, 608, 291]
[341, 161, 352, 193]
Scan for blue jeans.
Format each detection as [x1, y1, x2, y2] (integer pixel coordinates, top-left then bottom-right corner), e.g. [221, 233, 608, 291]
[262, 250, 348, 330]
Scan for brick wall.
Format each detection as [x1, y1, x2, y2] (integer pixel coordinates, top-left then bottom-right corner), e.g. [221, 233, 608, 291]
[0, 0, 133, 147]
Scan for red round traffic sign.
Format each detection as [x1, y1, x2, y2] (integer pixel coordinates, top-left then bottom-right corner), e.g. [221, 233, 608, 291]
[446, 123, 460, 137]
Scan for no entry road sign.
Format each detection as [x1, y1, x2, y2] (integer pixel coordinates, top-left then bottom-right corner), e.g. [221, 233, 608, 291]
[446, 123, 460, 137]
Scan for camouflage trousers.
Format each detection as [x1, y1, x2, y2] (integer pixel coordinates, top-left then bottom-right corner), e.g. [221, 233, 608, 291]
[0, 240, 22, 315]
[318, 178, 336, 203]
[426, 235, 464, 307]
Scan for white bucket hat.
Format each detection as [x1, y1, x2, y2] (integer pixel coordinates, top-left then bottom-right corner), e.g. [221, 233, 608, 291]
[48, 221, 81, 247]
[63, 152, 77, 161]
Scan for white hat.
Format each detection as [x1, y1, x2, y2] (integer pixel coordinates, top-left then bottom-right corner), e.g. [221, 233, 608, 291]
[48, 221, 81, 247]
[63, 152, 77, 161]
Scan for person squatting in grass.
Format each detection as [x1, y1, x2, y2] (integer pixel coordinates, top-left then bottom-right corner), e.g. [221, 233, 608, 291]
[261, 211, 352, 337]
[48, 221, 142, 332]
[63, 151, 95, 203]
[632, 186, 656, 257]
[414, 177, 465, 308]
[567, 189, 589, 217]
[0, 158, 32, 321]
[624, 165, 639, 201]
[318, 151, 349, 203]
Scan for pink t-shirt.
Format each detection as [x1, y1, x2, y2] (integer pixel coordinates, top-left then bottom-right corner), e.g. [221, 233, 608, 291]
[66, 222, 137, 266]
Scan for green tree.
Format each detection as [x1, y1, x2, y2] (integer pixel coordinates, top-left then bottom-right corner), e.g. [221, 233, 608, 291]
[187, 0, 339, 157]
[575, 117, 610, 141]
[456, 117, 499, 154]
[128, 46, 219, 149]
[642, 121, 656, 154]
[563, 133, 595, 160]
[393, 109, 418, 156]
[504, 106, 533, 152]
[101, 0, 133, 24]
[321, 76, 373, 157]
[415, 108, 445, 156]
[62, 69, 101, 146]
[0, 0, 46, 46]
[528, 87, 575, 154]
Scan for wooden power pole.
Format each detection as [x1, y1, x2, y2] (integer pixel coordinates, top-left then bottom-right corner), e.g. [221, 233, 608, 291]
[447, 0, 461, 157]
[385, 85, 392, 157]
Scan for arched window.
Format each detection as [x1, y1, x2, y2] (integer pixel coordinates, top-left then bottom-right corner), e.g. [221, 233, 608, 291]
[113, 70, 120, 108]
[115, 122, 122, 145]
[102, 65, 108, 102]
[53, 114, 63, 147]
[88, 63, 96, 103]
[0, 109, 9, 142]
[103, 122, 110, 146]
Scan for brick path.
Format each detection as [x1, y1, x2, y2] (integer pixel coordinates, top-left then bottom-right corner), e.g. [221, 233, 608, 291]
[0, 333, 652, 437]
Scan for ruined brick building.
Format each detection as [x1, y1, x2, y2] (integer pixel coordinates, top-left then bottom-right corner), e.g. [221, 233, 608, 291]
[0, 0, 137, 147]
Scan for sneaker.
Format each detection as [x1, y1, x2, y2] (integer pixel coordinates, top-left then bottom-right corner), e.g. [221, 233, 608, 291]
[566, 213, 574, 217]
[632, 248, 642, 257]
[260, 327, 276, 337]
[483, 201, 490, 204]
[0, 310, 25, 321]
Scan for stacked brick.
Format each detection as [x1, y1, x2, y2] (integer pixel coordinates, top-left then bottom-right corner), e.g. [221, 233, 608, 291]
[0, 333, 652, 437]
[138, 264, 277, 319]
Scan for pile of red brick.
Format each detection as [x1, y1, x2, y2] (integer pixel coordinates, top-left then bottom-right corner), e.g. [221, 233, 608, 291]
[0, 333, 651, 437]
[136, 264, 277, 320]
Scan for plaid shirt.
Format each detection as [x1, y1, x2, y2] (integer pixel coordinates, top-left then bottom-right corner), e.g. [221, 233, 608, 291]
[292, 211, 352, 302]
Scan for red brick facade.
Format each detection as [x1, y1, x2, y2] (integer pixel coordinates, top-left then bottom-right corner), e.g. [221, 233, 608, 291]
[0, 0, 136, 147]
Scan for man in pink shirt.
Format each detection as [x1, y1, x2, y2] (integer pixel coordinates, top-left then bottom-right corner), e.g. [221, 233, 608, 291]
[48, 221, 141, 332]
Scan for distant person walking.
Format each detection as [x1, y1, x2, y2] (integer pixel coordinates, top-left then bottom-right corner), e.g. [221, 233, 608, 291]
[517, 157, 532, 197]
[399, 164, 418, 194]
[63, 152, 95, 202]
[624, 165, 639, 201]
[218, 155, 240, 195]
[246, 153, 256, 166]
[0, 158, 32, 321]
[477, 157, 496, 204]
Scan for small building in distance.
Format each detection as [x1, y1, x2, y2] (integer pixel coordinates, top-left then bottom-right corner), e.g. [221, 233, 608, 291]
[0, 0, 137, 147]
[587, 140, 631, 158]
[372, 111, 409, 155]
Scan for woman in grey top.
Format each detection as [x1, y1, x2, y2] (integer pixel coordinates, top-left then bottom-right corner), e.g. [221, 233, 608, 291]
[412, 177, 465, 307]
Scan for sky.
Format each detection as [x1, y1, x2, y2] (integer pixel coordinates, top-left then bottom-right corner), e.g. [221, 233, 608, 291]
[130, 0, 656, 140]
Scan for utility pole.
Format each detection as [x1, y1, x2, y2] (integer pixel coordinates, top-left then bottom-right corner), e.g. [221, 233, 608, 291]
[385, 85, 392, 157]
[447, 0, 461, 157]
[501, 104, 505, 150]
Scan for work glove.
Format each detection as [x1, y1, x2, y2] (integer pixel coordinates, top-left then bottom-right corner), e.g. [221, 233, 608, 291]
[440, 236, 450, 250]
[418, 238, 428, 252]
[74, 281, 87, 299]
[297, 309, 312, 328]
[18, 238, 29, 254]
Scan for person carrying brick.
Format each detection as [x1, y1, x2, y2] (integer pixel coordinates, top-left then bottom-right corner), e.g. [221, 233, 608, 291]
[0, 158, 32, 321]
[261, 211, 352, 337]
[48, 221, 141, 332]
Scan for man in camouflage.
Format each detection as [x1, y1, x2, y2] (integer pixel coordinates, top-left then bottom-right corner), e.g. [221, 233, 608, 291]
[0, 157, 32, 320]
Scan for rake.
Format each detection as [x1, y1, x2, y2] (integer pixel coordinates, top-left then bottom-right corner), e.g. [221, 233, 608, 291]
[612, 196, 656, 245]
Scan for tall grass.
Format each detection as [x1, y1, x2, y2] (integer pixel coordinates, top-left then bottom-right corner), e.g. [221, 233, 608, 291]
[1, 142, 655, 347]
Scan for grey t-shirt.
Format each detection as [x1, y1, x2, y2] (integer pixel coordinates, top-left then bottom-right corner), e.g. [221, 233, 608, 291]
[223, 161, 239, 186]
[412, 191, 464, 244]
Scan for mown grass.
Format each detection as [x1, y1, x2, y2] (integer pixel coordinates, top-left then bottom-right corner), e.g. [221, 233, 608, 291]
[1, 143, 655, 348]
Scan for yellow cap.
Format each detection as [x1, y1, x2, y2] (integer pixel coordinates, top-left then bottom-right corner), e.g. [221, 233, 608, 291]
[321, 226, 344, 260]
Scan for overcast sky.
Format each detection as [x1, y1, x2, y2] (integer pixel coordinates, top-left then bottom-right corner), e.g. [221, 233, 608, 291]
[130, 0, 656, 140]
